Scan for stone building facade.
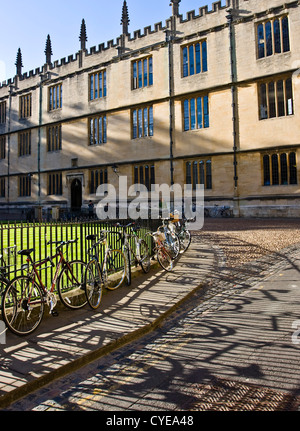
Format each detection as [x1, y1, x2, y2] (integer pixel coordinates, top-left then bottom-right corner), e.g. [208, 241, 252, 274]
[0, 0, 299, 219]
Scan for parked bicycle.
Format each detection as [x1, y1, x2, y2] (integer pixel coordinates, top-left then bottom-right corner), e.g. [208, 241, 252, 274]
[146, 229, 175, 272]
[84, 230, 126, 310]
[205, 205, 233, 218]
[1, 239, 87, 336]
[114, 222, 151, 285]
[158, 219, 180, 259]
[172, 217, 192, 253]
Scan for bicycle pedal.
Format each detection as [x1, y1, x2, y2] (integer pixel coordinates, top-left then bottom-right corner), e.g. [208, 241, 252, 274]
[51, 310, 59, 317]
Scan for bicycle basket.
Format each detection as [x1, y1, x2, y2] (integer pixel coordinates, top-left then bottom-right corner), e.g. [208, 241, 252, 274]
[154, 231, 165, 242]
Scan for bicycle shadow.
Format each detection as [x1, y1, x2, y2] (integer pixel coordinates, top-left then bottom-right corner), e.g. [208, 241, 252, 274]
[0, 238, 215, 405]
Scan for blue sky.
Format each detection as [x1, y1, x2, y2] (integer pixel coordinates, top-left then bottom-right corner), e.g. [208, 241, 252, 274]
[0, 0, 224, 82]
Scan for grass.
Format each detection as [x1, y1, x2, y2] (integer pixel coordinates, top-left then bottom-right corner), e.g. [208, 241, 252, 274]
[0, 221, 153, 286]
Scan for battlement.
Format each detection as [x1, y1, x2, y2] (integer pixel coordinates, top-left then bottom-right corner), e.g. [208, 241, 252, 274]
[0, 0, 284, 90]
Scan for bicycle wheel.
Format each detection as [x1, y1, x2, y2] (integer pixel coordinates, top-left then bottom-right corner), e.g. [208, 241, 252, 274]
[139, 239, 150, 273]
[178, 230, 191, 253]
[157, 247, 173, 272]
[85, 259, 103, 310]
[0, 277, 9, 307]
[125, 247, 131, 286]
[104, 249, 126, 290]
[58, 260, 87, 309]
[165, 232, 180, 259]
[2, 276, 44, 336]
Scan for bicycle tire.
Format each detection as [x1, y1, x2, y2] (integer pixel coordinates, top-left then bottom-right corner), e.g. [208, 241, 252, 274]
[2, 276, 44, 336]
[85, 259, 103, 310]
[178, 230, 191, 253]
[157, 247, 173, 272]
[139, 239, 150, 273]
[165, 232, 180, 259]
[104, 249, 126, 290]
[125, 247, 131, 286]
[0, 277, 9, 307]
[58, 260, 87, 309]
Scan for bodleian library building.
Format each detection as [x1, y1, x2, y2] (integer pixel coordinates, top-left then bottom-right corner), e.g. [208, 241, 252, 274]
[0, 0, 300, 220]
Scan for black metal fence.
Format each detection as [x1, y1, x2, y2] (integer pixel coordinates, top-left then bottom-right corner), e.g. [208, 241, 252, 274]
[0, 218, 159, 286]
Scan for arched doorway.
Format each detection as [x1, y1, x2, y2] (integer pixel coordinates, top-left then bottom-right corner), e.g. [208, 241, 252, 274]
[71, 179, 82, 211]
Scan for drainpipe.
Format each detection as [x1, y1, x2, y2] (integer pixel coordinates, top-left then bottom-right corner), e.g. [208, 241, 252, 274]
[227, 9, 240, 215]
[7, 83, 14, 208]
[37, 71, 50, 219]
[165, 19, 176, 187]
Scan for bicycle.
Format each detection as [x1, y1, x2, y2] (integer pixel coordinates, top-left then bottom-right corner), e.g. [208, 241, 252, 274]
[146, 229, 174, 272]
[158, 219, 180, 260]
[172, 217, 192, 253]
[1, 239, 87, 336]
[114, 222, 151, 286]
[85, 230, 126, 309]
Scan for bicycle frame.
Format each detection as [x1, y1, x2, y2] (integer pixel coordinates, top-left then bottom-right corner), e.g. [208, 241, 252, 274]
[20, 243, 81, 313]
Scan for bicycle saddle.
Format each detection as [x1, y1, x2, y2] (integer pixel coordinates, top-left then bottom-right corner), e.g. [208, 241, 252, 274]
[86, 234, 97, 241]
[18, 248, 34, 256]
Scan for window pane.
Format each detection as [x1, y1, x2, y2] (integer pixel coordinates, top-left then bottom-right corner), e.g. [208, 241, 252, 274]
[195, 43, 201, 74]
[183, 47, 188, 77]
[285, 78, 293, 115]
[265, 21, 273, 56]
[271, 154, 279, 185]
[202, 41, 207, 72]
[184, 100, 190, 131]
[206, 160, 212, 189]
[260, 84, 268, 119]
[199, 161, 205, 184]
[204, 96, 209, 128]
[103, 116, 107, 143]
[192, 161, 198, 190]
[138, 109, 143, 138]
[150, 165, 155, 186]
[268, 82, 276, 118]
[133, 63, 137, 89]
[289, 152, 297, 184]
[273, 19, 281, 53]
[280, 153, 288, 184]
[144, 58, 148, 87]
[133, 110, 137, 139]
[144, 108, 148, 137]
[139, 166, 144, 185]
[189, 45, 194, 76]
[186, 162, 192, 184]
[103, 71, 107, 97]
[282, 17, 290, 52]
[197, 97, 203, 129]
[134, 166, 139, 184]
[145, 165, 150, 190]
[149, 57, 153, 86]
[257, 24, 265, 58]
[190, 98, 196, 130]
[94, 74, 98, 99]
[138, 61, 143, 88]
[99, 73, 103, 98]
[149, 107, 153, 137]
[90, 75, 94, 100]
[263, 155, 270, 185]
[277, 80, 285, 117]
[99, 118, 103, 144]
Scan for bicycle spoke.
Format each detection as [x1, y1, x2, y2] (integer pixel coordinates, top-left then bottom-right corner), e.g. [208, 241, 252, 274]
[58, 260, 87, 309]
[2, 276, 44, 336]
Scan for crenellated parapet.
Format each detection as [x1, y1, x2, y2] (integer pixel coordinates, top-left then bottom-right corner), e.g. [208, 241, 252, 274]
[0, 0, 292, 90]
